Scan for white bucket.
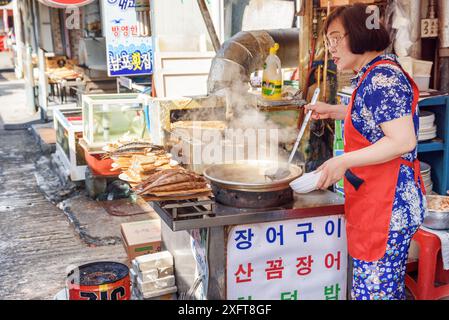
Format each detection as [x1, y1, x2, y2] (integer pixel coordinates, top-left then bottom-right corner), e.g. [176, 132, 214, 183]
[398, 57, 433, 77]
[414, 60, 433, 75]
[414, 75, 431, 91]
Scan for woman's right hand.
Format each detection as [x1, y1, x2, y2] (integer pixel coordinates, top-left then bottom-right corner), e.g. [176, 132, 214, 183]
[304, 102, 336, 120]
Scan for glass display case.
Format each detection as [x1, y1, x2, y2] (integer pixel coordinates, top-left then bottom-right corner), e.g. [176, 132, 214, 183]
[53, 107, 86, 181]
[82, 93, 149, 148]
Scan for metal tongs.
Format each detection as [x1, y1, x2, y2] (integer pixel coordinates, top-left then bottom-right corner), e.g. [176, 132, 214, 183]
[265, 88, 321, 181]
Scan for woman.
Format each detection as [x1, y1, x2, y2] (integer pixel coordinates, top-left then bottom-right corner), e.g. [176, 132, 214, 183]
[305, 4, 426, 300]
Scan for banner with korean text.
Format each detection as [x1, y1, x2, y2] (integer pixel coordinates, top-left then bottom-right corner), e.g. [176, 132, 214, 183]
[103, 0, 153, 77]
[227, 215, 348, 300]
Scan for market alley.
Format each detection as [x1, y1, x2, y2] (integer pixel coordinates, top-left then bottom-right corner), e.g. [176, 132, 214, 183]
[0, 72, 127, 299]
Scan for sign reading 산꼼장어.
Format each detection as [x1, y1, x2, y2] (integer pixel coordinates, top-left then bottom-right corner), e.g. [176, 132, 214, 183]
[227, 215, 348, 300]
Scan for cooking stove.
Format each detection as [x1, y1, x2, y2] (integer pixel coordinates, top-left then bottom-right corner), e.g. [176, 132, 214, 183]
[150, 191, 345, 231]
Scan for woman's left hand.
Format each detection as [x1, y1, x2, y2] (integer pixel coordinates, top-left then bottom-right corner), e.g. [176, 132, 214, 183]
[316, 156, 349, 190]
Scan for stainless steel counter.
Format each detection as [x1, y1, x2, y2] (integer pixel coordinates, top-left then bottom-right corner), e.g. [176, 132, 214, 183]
[152, 191, 346, 300]
[151, 190, 344, 232]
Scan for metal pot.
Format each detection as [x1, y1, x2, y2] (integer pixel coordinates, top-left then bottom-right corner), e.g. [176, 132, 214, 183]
[423, 211, 449, 230]
[423, 195, 449, 230]
[203, 160, 303, 208]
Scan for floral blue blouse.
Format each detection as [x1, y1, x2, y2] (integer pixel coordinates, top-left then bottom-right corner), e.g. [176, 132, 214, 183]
[350, 54, 425, 231]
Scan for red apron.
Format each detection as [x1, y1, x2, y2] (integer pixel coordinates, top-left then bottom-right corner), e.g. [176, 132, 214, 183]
[344, 60, 426, 262]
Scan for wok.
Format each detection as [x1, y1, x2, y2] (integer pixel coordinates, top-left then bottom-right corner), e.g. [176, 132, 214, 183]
[203, 160, 303, 192]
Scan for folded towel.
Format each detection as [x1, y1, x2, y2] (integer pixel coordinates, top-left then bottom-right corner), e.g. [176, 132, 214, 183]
[420, 226, 449, 270]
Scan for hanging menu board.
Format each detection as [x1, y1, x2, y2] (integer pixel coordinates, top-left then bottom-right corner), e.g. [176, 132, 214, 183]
[102, 0, 153, 77]
[227, 214, 348, 300]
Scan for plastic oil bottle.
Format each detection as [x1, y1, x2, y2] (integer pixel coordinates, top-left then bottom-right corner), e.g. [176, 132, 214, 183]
[262, 43, 283, 100]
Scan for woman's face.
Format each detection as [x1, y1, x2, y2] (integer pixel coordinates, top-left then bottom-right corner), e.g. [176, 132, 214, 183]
[326, 18, 357, 72]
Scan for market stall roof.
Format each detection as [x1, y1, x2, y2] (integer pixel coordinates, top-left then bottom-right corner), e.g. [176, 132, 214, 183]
[37, 0, 94, 8]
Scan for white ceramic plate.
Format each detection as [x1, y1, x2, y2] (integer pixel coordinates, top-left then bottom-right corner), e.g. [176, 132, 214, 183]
[419, 125, 437, 134]
[418, 132, 437, 141]
[419, 111, 435, 128]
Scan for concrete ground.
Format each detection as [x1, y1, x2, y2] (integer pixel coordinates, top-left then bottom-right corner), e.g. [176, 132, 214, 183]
[0, 71, 149, 300]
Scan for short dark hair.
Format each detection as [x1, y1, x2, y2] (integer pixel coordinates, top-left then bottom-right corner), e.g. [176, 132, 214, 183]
[323, 3, 391, 54]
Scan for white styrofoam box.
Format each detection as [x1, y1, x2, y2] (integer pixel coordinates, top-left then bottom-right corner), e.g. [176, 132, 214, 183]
[137, 268, 159, 283]
[141, 286, 178, 300]
[137, 266, 175, 283]
[145, 293, 177, 300]
[158, 266, 174, 278]
[137, 275, 176, 293]
[135, 251, 174, 271]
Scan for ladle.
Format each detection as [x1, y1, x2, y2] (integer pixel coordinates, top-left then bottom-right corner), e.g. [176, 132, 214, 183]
[265, 88, 321, 181]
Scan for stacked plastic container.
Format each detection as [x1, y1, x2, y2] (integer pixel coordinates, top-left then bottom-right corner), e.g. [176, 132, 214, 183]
[398, 57, 434, 91]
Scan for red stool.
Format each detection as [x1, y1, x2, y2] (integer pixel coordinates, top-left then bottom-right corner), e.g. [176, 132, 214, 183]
[405, 228, 449, 300]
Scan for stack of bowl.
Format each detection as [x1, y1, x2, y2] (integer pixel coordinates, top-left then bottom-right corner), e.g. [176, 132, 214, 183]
[420, 161, 433, 193]
[418, 111, 437, 141]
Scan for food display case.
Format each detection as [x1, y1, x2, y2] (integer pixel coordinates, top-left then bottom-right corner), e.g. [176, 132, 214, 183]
[145, 95, 227, 146]
[53, 107, 87, 181]
[82, 93, 149, 148]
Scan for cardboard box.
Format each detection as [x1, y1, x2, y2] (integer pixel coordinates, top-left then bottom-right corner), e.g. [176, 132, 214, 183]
[121, 220, 162, 261]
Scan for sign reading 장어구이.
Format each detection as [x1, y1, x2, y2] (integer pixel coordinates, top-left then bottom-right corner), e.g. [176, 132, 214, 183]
[227, 214, 348, 300]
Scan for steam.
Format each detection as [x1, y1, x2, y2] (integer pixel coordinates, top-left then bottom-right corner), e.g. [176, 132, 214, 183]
[169, 80, 299, 166]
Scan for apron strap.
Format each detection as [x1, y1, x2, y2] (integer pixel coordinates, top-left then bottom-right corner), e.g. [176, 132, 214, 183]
[359, 59, 425, 194]
[399, 158, 427, 195]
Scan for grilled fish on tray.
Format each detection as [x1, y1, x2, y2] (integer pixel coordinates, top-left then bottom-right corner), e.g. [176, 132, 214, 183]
[132, 168, 210, 198]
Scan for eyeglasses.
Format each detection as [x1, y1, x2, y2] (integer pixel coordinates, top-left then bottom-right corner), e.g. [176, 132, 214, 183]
[325, 33, 348, 48]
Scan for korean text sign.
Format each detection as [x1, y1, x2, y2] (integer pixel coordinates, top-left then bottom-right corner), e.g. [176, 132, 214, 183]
[103, 0, 153, 77]
[227, 215, 347, 300]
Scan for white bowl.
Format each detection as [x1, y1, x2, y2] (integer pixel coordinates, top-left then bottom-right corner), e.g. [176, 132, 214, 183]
[290, 171, 322, 194]
[420, 161, 431, 174]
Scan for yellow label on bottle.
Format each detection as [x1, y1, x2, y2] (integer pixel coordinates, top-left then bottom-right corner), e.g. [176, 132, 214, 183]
[262, 80, 282, 100]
